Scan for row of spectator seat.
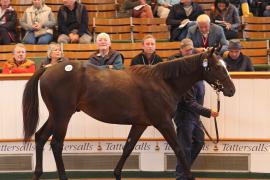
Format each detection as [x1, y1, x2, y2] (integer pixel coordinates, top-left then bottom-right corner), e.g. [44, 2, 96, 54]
[92, 18, 168, 42]
[12, 0, 215, 20]
[0, 40, 269, 70]
[242, 16, 270, 39]
[10, 0, 270, 42]
[13, 0, 118, 19]
[12, 15, 270, 44]
[93, 16, 270, 42]
[13, 14, 270, 43]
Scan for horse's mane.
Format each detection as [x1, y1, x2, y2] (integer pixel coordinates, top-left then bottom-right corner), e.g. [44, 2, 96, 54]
[129, 52, 205, 79]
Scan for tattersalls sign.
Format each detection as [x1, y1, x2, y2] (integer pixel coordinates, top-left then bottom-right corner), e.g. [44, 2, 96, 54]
[0, 141, 270, 173]
[0, 141, 269, 153]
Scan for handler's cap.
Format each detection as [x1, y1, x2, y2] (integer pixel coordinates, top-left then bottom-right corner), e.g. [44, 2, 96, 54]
[180, 38, 194, 51]
[228, 39, 243, 50]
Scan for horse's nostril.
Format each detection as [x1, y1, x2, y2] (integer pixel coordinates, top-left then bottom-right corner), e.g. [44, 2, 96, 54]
[230, 89, 235, 96]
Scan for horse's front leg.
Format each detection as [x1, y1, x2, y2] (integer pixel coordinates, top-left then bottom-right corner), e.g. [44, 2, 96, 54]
[114, 125, 147, 180]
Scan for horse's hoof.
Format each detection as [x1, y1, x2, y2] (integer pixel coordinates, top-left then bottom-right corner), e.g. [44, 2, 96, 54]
[32, 171, 42, 180]
[115, 175, 121, 180]
[113, 170, 121, 180]
[113, 172, 121, 180]
[59, 174, 68, 180]
[187, 176, 195, 180]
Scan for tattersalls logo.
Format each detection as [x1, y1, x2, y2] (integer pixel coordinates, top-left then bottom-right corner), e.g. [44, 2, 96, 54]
[163, 142, 270, 153]
[0, 142, 34, 152]
[0, 141, 269, 153]
[222, 143, 268, 152]
[62, 143, 94, 151]
[105, 142, 151, 151]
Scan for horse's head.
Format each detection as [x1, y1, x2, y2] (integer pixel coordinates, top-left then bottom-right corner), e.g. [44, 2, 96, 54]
[202, 48, 235, 97]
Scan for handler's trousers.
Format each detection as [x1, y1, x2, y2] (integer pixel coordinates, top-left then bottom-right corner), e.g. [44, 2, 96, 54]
[174, 110, 205, 180]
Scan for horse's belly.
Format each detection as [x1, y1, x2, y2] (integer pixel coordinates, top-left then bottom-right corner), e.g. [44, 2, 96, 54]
[81, 105, 149, 126]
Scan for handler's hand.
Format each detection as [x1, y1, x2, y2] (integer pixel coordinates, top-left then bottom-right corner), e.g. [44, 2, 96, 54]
[194, 47, 206, 53]
[211, 110, 219, 118]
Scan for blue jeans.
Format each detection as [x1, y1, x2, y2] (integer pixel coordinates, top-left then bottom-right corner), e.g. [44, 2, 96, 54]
[174, 111, 205, 180]
[23, 31, 53, 44]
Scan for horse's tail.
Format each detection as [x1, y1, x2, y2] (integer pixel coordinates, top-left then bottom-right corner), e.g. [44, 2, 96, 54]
[22, 67, 46, 142]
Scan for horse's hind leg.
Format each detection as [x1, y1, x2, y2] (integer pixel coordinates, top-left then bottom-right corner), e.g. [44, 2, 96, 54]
[114, 125, 147, 180]
[155, 121, 192, 180]
[33, 119, 53, 180]
[50, 114, 71, 180]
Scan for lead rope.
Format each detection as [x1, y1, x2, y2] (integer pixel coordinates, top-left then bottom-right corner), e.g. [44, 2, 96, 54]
[202, 90, 220, 151]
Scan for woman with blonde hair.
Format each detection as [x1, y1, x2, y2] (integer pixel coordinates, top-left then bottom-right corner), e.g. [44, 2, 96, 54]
[40, 43, 68, 68]
[20, 0, 56, 44]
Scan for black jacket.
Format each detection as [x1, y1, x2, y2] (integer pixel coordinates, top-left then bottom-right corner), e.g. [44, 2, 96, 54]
[0, 7, 17, 42]
[130, 52, 163, 66]
[166, 2, 204, 39]
[57, 2, 90, 36]
[176, 81, 212, 122]
[224, 53, 254, 71]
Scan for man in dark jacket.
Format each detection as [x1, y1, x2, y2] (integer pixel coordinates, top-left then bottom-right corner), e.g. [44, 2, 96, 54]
[89, 33, 123, 70]
[57, 0, 91, 44]
[0, 0, 17, 44]
[130, 34, 163, 65]
[224, 39, 254, 71]
[171, 38, 219, 180]
[166, 0, 204, 41]
[261, 0, 270, 16]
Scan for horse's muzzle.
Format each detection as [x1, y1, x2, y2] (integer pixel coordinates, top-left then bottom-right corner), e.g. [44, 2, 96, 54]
[223, 86, 236, 97]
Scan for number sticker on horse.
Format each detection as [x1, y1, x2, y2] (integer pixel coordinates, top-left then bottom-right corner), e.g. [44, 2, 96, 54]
[65, 65, 73, 72]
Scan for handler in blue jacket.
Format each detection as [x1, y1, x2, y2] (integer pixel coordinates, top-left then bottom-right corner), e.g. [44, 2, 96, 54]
[169, 38, 219, 180]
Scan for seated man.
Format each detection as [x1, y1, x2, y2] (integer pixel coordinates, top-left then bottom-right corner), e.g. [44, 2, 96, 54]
[130, 34, 163, 65]
[224, 39, 254, 71]
[262, 0, 270, 16]
[57, 0, 91, 44]
[89, 33, 123, 70]
[2, 43, 36, 74]
[166, 0, 204, 41]
[187, 14, 228, 55]
[175, 38, 194, 58]
[157, 0, 179, 18]
[0, 0, 17, 44]
[249, 0, 269, 16]
[168, 38, 194, 60]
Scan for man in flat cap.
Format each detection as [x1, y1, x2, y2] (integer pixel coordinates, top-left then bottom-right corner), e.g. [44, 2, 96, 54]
[224, 39, 254, 71]
[168, 38, 194, 60]
[170, 38, 219, 180]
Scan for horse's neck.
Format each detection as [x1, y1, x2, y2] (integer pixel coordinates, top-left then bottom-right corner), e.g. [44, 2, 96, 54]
[166, 64, 203, 100]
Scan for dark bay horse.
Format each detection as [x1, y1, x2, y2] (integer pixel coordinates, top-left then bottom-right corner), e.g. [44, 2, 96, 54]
[23, 49, 235, 180]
